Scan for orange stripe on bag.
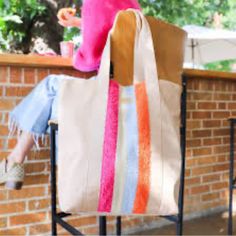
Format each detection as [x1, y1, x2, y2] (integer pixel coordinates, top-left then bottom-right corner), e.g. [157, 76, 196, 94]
[133, 82, 151, 213]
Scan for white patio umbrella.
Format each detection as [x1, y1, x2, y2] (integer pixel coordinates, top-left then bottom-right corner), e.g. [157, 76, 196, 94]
[183, 25, 236, 67]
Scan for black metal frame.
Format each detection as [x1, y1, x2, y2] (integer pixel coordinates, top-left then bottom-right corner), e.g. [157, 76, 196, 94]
[49, 75, 187, 235]
[228, 118, 236, 235]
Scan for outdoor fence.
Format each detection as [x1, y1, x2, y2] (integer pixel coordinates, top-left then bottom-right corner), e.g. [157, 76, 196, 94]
[0, 54, 235, 235]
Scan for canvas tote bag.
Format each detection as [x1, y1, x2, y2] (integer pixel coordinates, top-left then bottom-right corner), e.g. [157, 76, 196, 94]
[58, 9, 182, 216]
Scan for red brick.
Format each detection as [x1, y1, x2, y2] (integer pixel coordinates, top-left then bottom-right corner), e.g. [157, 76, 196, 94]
[0, 100, 15, 110]
[0, 217, 7, 228]
[27, 150, 50, 160]
[213, 163, 229, 172]
[0, 139, 4, 149]
[191, 185, 210, 194]
[0, 125, 9, 136]
[185, 169, 191, 177]
[48, 69, 63, 75]
[37, 68, 49, 82]
[24, 68, 36, 84]
[202, 120, 221, 128]
[187, 120, 201, 130]
[203, 138, 221, 146]
[213, 145, 229, 154]
[201, 192, 220, 201]
[7, 138, 17, 149]
[222, 137, 230, 145]
[8, 186, 45, 199]
[0, 202, 25, 214]
[213, 128, 229, 136]
[213, 93, 231, 100]
[24, 174, 49, 186]
[199, 81, 214, 90]
[25, 162, 46, 174]
[28, 198, 50, 211]
[202, 174, 220, 183]
[186, 158, 198, 167]
[217, 155, 227, 162]
[192, 130, 211, 138]
[0, 227, 26, 235]
[211, 182, 228, 190]
[185, 177, 201, 186]
[218, 103, 226, 109]
[197, 156, 216, 165]
[192, 92, 212, 101]
[0, 66, 8, 83]
[193, 148, 212, 156]
[228, 103, 236, 109]
[198, 102, 217, 110]
[29, 223, 51, 235]
[0, 86, 3, 97]
[5, 86, 33, 97]
[67, 216, 97, 228]
[192, 111, 211, 119]
[9, 67, 22, 83]
[213, 111, 230, 119]
[187, 102, 196, 110]
[10, 212, 47, 226]
[192, 166, 213, 176]
[187, 139, 201, 148]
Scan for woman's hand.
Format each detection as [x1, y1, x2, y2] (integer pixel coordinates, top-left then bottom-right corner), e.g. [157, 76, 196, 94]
[57, 8, 81, 28]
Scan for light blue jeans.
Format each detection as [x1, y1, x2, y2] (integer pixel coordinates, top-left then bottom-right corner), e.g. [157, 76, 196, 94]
[8, 74, 96, 149]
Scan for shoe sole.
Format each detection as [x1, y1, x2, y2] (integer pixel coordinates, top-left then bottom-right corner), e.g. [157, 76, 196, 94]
[5, 181, 23, 190]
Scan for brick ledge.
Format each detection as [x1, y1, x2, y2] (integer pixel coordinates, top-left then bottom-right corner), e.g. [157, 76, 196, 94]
[184, 68, 236, 81]
[0, 53, 236, 81]
[0, 53, 72, 68]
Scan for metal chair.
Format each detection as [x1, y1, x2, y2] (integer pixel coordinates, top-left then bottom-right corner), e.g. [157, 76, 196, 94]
[228, 117, 236, 235]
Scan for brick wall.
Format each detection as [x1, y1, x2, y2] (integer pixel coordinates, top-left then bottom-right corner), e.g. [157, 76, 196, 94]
[184, 76, 236, 214]
[0, 59, 235, 235]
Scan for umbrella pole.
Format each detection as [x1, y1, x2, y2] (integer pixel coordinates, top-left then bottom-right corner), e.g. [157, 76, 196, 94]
[191, 39, 195, 68]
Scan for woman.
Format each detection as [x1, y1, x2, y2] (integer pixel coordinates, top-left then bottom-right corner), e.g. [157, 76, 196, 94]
[0, 0, 141, 190]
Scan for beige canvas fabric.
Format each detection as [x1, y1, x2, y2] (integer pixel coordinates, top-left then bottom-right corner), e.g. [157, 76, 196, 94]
[58, 10, 187, 215]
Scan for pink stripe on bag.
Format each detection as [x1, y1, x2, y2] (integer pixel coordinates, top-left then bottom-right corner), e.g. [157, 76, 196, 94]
[98, 80, 120, 212]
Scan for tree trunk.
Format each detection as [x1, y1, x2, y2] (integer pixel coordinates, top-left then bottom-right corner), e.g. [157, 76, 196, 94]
[13, 0, 82, 54]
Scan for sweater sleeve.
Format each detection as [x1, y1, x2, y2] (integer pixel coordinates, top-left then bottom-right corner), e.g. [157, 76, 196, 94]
[73, 0, 141, 72]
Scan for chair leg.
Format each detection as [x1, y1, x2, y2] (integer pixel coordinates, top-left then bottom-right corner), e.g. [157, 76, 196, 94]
[99, 216, 107, 235]
[116, 216, 121, 235]
[176, 75, 187, 236]
[50, 125, 57, 236]
[228, 120, 234, 235]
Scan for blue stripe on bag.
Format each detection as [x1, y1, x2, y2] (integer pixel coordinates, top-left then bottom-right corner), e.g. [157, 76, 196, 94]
[121, 86, 139, 213]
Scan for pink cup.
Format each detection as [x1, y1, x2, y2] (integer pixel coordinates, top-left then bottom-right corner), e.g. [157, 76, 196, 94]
[60, 41, 74, 58]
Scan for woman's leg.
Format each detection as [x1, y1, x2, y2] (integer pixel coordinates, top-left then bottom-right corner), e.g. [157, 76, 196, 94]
[6, 74, 76, 168]
[7, 132, 34, 169]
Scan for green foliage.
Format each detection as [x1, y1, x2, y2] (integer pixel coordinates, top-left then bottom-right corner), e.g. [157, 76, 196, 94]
[222, 0, 236, 30]
[139, 0, 236, 72]
[63, 27, 80, 42]
[0, 0, 46, 52]
[204, 59, 236, 72]
[139, 0, 230, 27]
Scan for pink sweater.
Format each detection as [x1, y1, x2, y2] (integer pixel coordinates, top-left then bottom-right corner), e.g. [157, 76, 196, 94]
[73, 0, 141, 72]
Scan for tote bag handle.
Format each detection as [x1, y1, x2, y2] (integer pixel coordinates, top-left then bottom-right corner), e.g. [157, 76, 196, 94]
[97, 9, 160, 89]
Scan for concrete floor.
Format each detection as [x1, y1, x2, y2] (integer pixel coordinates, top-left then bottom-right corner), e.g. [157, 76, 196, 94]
[135, 211, 234, 235]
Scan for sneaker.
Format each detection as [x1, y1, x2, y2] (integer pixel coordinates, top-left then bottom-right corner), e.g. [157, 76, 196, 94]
[0, 159, 24, 190]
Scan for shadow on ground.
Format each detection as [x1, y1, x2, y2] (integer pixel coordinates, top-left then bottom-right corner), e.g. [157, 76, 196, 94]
[133, 211, 234, 235]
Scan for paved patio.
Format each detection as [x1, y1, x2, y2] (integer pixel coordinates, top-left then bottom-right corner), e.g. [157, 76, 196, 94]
[135, 211, 233, 235]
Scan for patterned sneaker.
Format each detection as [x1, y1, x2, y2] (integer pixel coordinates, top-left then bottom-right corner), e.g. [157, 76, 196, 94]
[0, 159, 24, 190]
